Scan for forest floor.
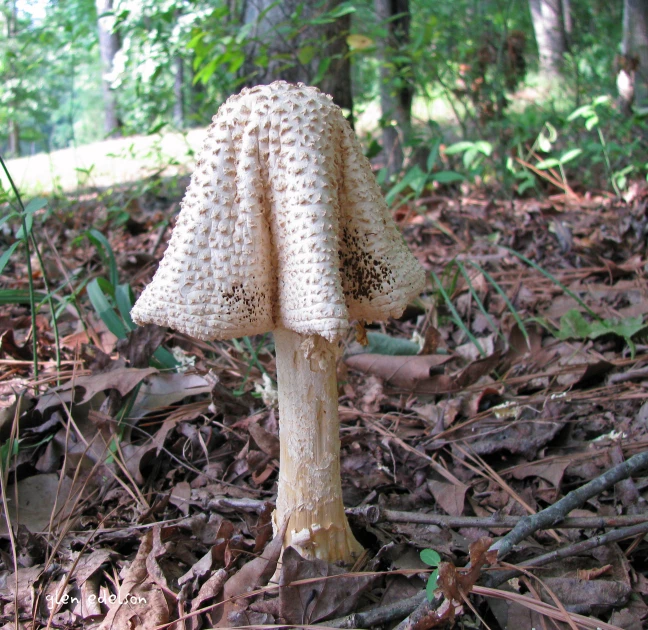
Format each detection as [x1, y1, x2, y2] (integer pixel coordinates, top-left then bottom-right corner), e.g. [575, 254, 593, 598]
[0, 172, 647, 630]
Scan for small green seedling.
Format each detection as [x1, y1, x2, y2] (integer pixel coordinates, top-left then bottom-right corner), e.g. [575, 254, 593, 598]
[420, 548, 441, 601]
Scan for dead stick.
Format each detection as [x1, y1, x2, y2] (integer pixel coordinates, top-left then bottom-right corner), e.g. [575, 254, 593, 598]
[493, 449, 648, 559]
[323, 592, 428, 629]
[484, 520, 648, 588]
[391, 451, 648, 630]
[347, 506, 648, 530]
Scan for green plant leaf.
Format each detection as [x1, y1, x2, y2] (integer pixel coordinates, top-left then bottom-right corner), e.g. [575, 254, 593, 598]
[312, 57, 331, 84]
[23, 197, 48, 215]
[0, 289, 57, 305]
[386, 166, 426, 205]
[297, 45, 316, 65]
[420, 548, 441, 566]
[560, 148, 582, 164]
[87, 278, 127, 339]
[86, 229, 118, 288]
[115, 283, 137, 331]
[426, 568, 439, 601]
[535, 158, 560, 170]
[359, 332, 420, 356]
[0, 241, 20, 274]
[431, 171, 464, 183]
[444, 140, 474, 155]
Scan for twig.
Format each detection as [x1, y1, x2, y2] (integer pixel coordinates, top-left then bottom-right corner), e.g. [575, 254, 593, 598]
[608, 365, 648, 384]
[347, 506, 648, 530]
[323, 591, 427, 628]
[484, 520, 648, 588]
[492, 449, 648, 560]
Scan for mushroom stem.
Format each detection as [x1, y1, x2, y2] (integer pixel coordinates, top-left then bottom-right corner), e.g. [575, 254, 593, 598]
[272, 328, 363, 563]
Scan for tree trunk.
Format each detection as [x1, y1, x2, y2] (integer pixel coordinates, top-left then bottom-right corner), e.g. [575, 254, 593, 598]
[173, 56, 184, 129]
[6, 0, 19, 156]
[8, 120, 19, 158]
[95, 0, 121, 136]
[528, 0, 566, 79]
[375, 0, 413, 178]
[242, 0, 353, 113]
[618, 0, 648, 113]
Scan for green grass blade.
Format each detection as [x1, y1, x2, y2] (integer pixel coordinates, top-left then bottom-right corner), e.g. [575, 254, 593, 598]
[115, 283, 137, 331]
[430, 269, 486, 357]
[0, 289, 58, 305]
[86, 229, 119, 288]
[501, 246, 599, 320]
[455, 261, 506, 344]
[87, 278, 127, 339]
[0, 242, 20, 274]
[468, 261, 530, 347]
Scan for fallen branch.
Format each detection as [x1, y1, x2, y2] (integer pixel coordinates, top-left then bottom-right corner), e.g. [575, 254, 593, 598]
[493, 449, 648, 559]
[485, 519, 648, 588]
[322, 591, 428, 628]
[347, 506, 647, 530]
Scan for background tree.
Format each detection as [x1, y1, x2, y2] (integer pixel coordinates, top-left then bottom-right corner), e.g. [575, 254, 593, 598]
[96, 0, 121, 136]
[617, 0, 648, 114]
[528, 0, 567, 79]
[374, 0, 413, 178]
[241, 0, 354, 112]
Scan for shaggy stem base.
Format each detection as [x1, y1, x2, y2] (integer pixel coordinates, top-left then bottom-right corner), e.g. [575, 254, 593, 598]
[272, 328, 363, 563]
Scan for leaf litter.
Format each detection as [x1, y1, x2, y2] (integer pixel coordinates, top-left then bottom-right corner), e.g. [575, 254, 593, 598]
[0, 182, 647, 629]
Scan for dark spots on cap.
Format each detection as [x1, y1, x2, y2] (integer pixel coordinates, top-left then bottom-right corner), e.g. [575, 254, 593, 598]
[221, 282, 265, 323]
[338, 226, 395, 301]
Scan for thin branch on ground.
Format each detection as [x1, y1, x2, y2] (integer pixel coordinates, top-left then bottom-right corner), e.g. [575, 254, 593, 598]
[347, 506, 648, 530]
[322, 591, 428, 628]
[484, 519, 648, 588]
[492, 449, 648, 559]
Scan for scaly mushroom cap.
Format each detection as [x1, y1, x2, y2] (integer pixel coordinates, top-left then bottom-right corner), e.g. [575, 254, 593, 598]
[131, 81, 425, 342]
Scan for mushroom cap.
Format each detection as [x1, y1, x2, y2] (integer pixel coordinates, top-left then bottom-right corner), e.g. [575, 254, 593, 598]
[131, 81, 425, 343]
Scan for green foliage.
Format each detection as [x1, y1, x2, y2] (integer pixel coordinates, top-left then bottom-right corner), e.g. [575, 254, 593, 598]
[549, 309, 647, 358]
[420, 548, 441, 601]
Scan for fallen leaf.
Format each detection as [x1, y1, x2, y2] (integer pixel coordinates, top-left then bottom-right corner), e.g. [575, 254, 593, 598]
[36, 365, 157, 412]
[345, 353, 450, 390]
[428, 480, 468, 516]
[279, 547, 375, 624]
[248, 421, 280, 459]
[130, 372, 212, 417]
[187, 568, 228, 630]
[214, 520, 287, 627]
[0, 473, 75, 536]
[98, 531, 170, 630]
[578, 564, 612, 580]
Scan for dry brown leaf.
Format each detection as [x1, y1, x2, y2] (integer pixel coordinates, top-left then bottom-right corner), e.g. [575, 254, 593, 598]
[0, 473, 75, 536]
[248, 421, 280, 459]
[98, 531, 170, 630]
[510, 457, 572, 489]
[214, 520, 287, 627]
[344, 353, 450, 390]
[578, 564, 613, 580]
[278, 547, 375, 624]
[35, 365, 157, 412]
[115, 323, 166, 368]
[427, 480, 468, 516]
[187, 568, 228, 630]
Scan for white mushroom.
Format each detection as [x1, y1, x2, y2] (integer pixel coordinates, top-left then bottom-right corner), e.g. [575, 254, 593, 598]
[131, 81, 425, 563]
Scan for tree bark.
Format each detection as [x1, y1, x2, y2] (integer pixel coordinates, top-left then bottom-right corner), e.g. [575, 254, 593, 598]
[618, 0, 648, 113]
[6, 0, 19, 156]
[375, 0, 413, 178]
[242, 0, 353, 113]
[95, 0, 121, 136]
[272, 328, 363, 563]
[528, 0, 567, 79]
